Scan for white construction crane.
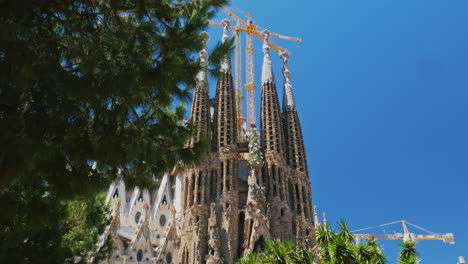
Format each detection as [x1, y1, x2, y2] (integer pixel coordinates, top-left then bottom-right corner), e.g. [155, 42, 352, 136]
[352, 220, 455, 245]
[210, 7, 301, 140]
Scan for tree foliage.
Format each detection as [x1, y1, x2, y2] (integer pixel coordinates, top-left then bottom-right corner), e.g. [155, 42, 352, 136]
[0, 0, 231, 262]
[236, 240, 314, 264]
[0, 180, 110, 264]
[397, 241, 419, 264]
[0, 0, 231, 194]
[315, 220, 387, 264]
[61, 193, 112, 264]
[236, 220, 388, 264]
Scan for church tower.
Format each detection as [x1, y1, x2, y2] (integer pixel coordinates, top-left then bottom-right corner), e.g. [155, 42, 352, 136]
[280, 51, 314, 245]
[212, 19, 239, 264]
[179, 31, 213, 264]
[180, 20, 240, 264]
[103, 19, 316, 264]
[259, 31, 294, 241]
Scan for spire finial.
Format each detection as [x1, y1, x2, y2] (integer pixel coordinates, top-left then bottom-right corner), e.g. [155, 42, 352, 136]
[196, 32, 210, 83]
[279, 51, 290, 79]
[220, 19, 231, 73]
[313, 205, 319, 227]
[221, 19, 231, 43]
[280, 51, 295, 107]
[199, 31, 209, 62]
[261, 29, 274, 84]
[262, 29, 271, 51]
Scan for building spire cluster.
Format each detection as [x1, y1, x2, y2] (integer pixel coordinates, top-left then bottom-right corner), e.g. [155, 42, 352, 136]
[104, 29, 314, 264]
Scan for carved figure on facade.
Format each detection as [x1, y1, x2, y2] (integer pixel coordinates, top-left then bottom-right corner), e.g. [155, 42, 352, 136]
[206, 203, 223, 264]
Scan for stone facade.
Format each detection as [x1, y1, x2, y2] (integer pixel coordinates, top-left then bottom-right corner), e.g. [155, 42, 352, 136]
[101, 25, 314, 264]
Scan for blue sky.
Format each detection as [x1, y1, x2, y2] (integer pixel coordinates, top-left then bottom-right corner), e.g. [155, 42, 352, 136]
[207, 0, 468, 263]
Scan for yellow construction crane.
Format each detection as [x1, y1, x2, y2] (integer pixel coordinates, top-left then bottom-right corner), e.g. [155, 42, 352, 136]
[352, 220, 455, 245]
[210, 7, 301, 140]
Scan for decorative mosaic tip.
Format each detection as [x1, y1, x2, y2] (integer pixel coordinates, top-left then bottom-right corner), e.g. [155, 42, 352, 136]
[261, 30, 274, 84]
[220, 19, 231, 73]
[280, 51, 295, 107]
[196, 32, 209, 83]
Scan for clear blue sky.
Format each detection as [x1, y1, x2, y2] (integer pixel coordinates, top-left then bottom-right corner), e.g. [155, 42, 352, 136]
[207, 0, 468, 263]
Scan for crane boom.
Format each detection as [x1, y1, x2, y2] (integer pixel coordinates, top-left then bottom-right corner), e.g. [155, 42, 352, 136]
[352, 220, 455, 245]
[209, 22, 300, 53]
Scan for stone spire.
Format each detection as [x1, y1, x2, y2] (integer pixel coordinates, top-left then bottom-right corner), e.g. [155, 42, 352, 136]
[281, 51, 312, 219]
[180, 32, 213, 264]
[188, 32, 211, 146]
[213, 19, 239, 263]
[260, 30, 285, 159]
[281, 51, 307, 173]
[260, 29, 288, 239]
[214, 19, 237, 150]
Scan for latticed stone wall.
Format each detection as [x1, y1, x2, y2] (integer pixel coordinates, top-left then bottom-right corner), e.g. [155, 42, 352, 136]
[188, 83, 210, 147]
[214, 72, 237, 150]
[284, 107, 307, 174]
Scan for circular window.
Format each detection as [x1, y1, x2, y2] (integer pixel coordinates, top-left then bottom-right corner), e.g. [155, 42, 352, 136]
[135, 212, 141, 224]
[137, 249, 143, 262]
[166, 252, 172, 263]
[159, 214, 166, 226]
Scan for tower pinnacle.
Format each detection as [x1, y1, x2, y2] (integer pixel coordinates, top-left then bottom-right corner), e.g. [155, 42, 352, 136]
[196, 32, 209, 85]
[261, 30, 274, 84]
[280, 51, 296, 108]
[188, 32, 211, 146]
[220, 19, 231, 73]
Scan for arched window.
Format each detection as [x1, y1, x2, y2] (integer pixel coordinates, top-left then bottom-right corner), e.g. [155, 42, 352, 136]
[138, 192, 144, 202]
[135, 212, 141, 224]
[159, 214, 166, 227]
[166, 252, 173, 263]
[113, 188, 119, 198]
[182, 247, 189, 264]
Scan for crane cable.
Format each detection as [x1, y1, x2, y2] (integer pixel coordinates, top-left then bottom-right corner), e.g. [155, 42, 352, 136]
[351, 220, 402, 233]
[351, 220, 437, 235]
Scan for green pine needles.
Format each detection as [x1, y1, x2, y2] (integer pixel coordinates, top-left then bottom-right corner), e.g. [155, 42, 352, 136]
[0, 0, 232, 262]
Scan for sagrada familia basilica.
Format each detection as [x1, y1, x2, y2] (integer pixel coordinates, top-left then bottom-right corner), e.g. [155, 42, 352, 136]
[100, 20, 316, 264]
